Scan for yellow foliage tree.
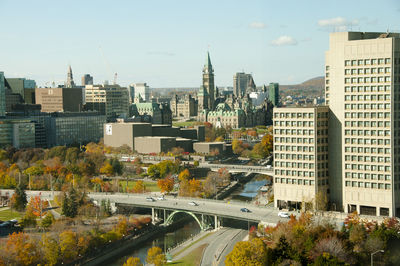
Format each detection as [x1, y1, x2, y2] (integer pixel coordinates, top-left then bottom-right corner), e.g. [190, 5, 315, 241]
[59, 230, 78, 262]
[178, 169, 190, 182]
[41, 234, 60, 266]
[6, 232, 40, 265]
[225, 238, 268, 266]
[124, 257, 143, 266]
[146, 246, 166, 266]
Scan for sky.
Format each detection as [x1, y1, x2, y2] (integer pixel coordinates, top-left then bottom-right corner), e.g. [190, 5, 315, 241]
[0, 0, 399, 88]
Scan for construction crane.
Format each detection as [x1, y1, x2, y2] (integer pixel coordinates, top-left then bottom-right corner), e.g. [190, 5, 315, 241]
[99, 46, 118, 85]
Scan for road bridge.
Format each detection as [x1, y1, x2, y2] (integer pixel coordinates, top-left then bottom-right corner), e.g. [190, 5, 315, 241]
[87, 192, 284, 230]
[200, 163, 274, 175]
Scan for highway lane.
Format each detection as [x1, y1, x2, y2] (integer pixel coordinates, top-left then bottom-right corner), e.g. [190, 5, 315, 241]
[201, 228, 245, 266]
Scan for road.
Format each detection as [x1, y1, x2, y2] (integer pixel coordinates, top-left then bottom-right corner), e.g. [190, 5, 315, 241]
[201, 228, 247, 266]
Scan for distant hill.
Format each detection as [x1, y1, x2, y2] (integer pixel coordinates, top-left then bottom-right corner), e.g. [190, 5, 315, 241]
[279, 76, 325, 98]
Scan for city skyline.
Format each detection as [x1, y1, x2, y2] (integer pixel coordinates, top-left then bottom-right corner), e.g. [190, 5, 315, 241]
[0, 0, 399, 88]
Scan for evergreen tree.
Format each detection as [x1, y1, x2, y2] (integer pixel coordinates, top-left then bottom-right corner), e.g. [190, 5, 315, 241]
[12, 185, 28, 211]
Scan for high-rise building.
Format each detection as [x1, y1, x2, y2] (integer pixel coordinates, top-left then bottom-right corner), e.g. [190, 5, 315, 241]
[35, 87, 83, 113]
[233, 72, 253, 97]
[66, 65, 75, 88]
[132, 83, 150, 102]
[273, 106, 329, 210]
[0, 72, 5, 117]
[81, 74, 93, 86]
[326, 31, 400, 216]
[6, 78, 36, 104]
[84, 84, 129, 120]
[198, 52, 215, 111]
[269, 82, 279, 106]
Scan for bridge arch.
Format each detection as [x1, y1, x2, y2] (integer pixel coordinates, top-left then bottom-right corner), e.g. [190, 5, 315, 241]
[163, 210, 207, 230]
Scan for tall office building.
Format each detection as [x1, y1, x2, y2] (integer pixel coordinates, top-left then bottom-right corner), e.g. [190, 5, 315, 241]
[132, 83, 150, 102]
[0, 72, 5, 117]
[269, 82, 279, 106]
[84, 84, 129, 120]
[273, 106, 329, 210]
[6, 78, 36, 104]
[233, 72, 253, 98]
[35, 87, 83, 113]
[81, 74, 93, 86]
[326, 32, 400, 216]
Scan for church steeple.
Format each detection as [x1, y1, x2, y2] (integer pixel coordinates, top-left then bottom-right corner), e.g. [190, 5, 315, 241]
[66, 65, 75, 88]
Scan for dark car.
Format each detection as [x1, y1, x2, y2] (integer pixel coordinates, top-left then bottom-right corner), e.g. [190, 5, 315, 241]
[240, 208, 251, 213]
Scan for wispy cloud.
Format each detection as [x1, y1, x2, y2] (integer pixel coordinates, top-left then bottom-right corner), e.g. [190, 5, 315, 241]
[318, 17, 359, 31]
[146, 51, 175, 56]
[249, 22, 267, 29]
[270, 36, 297, 46]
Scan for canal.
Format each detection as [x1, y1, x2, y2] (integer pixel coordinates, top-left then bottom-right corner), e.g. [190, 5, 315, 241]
[110, 219, 201, 265]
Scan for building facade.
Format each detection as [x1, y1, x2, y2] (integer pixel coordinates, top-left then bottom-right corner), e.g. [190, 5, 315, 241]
[129, 102, 172, 125]
[269, 83, 279, 106]
[132, 83, 150, 102]
[0, 72, 5, 117]
[35, 87, 83, 113]
[170, 94, 198, 118]
[273, 106, 329, 210]
[0, 120, 36, 148]
[81, 74, 93, 86]
[6, 77, 36, 104]
[233, 72, 254, 98]
[84, 84, 129, 120]
[326, 31, 400, 216]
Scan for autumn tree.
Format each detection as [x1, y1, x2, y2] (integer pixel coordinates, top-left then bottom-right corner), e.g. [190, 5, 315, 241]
[232, 139, 245, 155]
[225, 237, 268, 266]
[100, 162, 114, 176]
[6, 232, 40, 265]
[131, 180, 146, 193]
[41, 212, 55, 229]
[178, 169, 190, 182]
[124, 257, 143, 266]
[59, 230, 78, 262]
[157, 176, 174, 193]
[10, 184, 27, 211]
[27, 195, 49, 218]
[146, 246, 166, 266]
[41, 234, 60, 266]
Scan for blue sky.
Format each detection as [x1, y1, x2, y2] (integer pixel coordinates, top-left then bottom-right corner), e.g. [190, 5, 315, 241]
[0, 0, 399, 88]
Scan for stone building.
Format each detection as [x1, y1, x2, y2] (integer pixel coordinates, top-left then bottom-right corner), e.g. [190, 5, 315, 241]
[170, 94, 198, 118]
[129, 102, 172, 125]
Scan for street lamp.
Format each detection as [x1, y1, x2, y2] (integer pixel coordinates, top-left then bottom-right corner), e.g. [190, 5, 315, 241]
[371, 249, 384, 266]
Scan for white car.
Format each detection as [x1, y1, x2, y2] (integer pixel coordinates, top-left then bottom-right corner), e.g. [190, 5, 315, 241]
[188, 201, 198, 206]
[146, 197, 155, 202]
[278, 211, 290, 218]
[157, 196, 166, 201]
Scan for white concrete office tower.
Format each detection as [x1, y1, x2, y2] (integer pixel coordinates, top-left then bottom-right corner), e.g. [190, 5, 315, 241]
[132, 83, 150, 102]
[273, 106, 329, 210]
[326, 32, 400, 216]
[0, 72, 5, 117]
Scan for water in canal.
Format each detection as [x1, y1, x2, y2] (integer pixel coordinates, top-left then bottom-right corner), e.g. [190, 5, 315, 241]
[111, 219, 201, 265]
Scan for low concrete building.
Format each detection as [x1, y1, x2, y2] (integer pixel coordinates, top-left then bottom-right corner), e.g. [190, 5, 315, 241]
[104, 122, 152, 151]
[176, 138, 193, 153]
[193, 142, 225, 155]
[134, 136, 176, 154]
[152, 125, 180, 137]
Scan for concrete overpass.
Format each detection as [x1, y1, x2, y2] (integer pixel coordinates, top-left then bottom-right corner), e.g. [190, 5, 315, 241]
[87, 192, 285, 230]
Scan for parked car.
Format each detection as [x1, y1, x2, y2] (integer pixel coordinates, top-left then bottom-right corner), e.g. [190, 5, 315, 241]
[240, 208, 251, 213]
[146, 197, 155, 202]
[188, 201, 198, 206]
[278, 211, 290, 218]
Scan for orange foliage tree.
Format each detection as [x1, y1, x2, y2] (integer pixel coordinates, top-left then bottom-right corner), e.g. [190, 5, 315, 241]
[6, 232, 40, 265]
[157, 176, 174, 193]
[27, 195, 49, 218]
